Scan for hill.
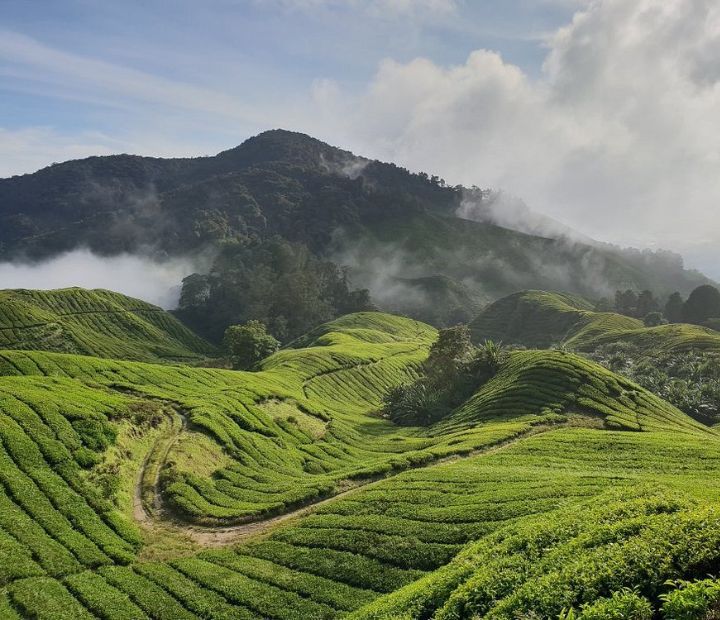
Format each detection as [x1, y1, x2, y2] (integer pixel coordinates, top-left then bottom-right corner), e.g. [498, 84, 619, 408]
[470, 289, 720, 354]
[0, 130, 713, 332]
[2, 308, 720, 617]
[0, 288, 214, 362]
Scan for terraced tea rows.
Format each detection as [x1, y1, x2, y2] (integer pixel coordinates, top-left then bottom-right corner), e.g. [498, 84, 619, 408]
[1, 308, 719, 618]
[0, 378, 141, 585]
[0, 313, 538, 525]
[0, 313, 702, 528]
[471, 289, 720, 354]
[441, 349, 709, 434]
[0, 288, 214, 362]
[3, 419, 718, 618]
[352, 426, 720, 618]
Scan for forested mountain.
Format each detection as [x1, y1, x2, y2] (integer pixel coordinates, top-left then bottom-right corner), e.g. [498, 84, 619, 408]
[0, 130, 712, 336]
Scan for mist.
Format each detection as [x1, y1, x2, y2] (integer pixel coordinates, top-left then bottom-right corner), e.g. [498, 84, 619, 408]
[0, 249, 202, 309]
[305, 0, 720, 279]
[456, 189, 591, 243]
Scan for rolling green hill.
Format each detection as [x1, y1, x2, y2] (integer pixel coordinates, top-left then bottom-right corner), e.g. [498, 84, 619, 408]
[0, 288, 215, 362]
[470, 289, 720, 354]
[1, 306, 720, 618]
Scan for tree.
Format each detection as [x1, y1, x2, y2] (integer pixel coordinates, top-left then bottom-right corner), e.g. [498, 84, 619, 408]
[636, 290, 659, 317]
[643, 311, 665, 327]
[664, 292, 684, 323]
[614, 290, 638, 317]
[176, 237, 373, 343]
[223, 321, 280, 370]
[473, 340, 508, 378]
[383, 329, 507, 426]
[423, 325, 475, 389]
[683, 285, 720, 325]
[178, 274, 211, 309]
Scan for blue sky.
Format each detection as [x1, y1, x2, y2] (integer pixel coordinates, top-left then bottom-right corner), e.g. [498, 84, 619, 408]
[2, 0, 720, 277]
[0, 0, 578, 168]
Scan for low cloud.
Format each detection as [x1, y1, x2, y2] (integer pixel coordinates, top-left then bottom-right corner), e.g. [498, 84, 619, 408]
[308, 0, 720, 275]
[457, 188, 585, 241]
[0, 249, 204, 309]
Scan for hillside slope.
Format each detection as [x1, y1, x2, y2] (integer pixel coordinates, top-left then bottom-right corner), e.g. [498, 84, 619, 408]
[471, 289, 720, 354]
[0, 130, 712, 318]
[0, 288, 214, 362]
[0, 309, 719, 618]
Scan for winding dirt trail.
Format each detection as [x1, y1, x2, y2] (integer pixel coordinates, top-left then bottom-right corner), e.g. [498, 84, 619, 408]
[132, 413, 559, 548]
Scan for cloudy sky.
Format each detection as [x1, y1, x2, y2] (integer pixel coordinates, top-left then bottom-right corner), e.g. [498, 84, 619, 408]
[2, 0, 719, 274]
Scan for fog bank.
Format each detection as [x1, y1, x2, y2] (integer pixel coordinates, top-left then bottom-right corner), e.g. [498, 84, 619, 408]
[0, 249, 200, 309]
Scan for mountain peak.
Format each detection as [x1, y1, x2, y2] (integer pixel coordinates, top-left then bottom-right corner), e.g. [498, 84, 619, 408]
[216, 128, 355, 169]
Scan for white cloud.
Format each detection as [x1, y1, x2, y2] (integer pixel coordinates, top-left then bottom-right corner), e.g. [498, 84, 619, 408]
[308, 0, 720, 269]
[0, 250, 201, 309]
[0, 31, 269, 124]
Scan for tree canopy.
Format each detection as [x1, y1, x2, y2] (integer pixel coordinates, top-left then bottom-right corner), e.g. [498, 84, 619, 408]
[683, 285, 720, 325]
[223, 320, 280, 370]
[177, 236, 374, 343]
[664, 292, 684, 323]
[383, 326, 507, 426]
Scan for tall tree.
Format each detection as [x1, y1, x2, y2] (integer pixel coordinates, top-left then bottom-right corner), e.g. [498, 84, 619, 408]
[636, 290, 659, 317]
[683, 285, 720, 325]
[615, 290, 639, 317]
[176, 236, 373, 342]
[664, 292, 684, 323]
[423, 325, 475, 389]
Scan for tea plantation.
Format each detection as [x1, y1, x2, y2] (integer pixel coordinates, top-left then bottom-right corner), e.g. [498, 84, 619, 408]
[0, 288, 215, 362]
[470, 289, 720, 354]
[1, 290, 720, 618]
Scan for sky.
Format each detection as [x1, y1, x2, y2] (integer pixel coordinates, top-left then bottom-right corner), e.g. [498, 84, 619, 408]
[2, 0, 719, 276]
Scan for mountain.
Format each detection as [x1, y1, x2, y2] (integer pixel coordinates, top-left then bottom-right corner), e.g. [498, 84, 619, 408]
[0, 130, 453, 258]
[0, 130, 713, 332]
[0, 288, 215, 362]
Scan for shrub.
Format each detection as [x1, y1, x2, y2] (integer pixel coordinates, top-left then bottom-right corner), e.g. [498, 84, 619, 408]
[561, 590, 653, 619]
[661, 579, 720, 620]
[643, 311, 666, 327]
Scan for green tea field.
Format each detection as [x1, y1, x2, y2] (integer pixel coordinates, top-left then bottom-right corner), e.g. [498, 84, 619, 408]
[1, 291, 720, 618]
[470, 289, 720, 354]
[0, 288, 215, 362]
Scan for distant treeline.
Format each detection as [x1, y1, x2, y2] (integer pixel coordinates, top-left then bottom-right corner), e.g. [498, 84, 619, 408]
[599, 285, 720, 328]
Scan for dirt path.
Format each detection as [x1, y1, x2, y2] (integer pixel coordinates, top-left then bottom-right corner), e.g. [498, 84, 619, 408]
[132, 415, 558, 547]
[132, 410, 186, 526]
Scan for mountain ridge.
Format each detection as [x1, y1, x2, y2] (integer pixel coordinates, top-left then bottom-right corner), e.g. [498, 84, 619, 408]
[0, 130, 713, 331]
